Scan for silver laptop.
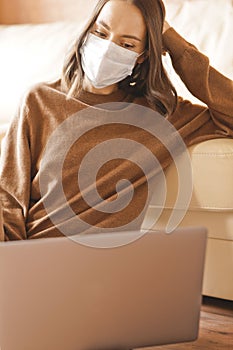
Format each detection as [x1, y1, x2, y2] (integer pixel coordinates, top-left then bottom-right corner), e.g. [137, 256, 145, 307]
[0, 227, 207, 350]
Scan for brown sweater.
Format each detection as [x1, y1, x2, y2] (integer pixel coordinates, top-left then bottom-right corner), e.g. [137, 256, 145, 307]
[0, 27, 233, 241]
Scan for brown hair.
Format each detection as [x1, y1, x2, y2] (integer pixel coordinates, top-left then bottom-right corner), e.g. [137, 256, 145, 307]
[61, 0, 178, 116]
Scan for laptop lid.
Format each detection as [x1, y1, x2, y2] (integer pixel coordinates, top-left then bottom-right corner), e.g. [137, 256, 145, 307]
[0, 226, 207, 350]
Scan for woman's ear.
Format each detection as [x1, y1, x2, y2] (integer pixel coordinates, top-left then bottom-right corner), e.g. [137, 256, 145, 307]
[137, 50, 148, 64]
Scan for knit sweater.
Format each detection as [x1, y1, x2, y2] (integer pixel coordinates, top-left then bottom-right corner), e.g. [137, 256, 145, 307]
[0, 27, 233, 241]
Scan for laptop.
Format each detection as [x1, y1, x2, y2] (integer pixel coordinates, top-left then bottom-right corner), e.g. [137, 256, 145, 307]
[0, 226, 207, 350]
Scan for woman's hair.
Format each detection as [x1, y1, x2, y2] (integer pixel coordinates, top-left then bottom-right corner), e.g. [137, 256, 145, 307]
[61, 0, 178, 116]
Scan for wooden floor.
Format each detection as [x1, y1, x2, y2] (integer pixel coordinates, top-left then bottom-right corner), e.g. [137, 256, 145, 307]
[140, 296, 233, 350]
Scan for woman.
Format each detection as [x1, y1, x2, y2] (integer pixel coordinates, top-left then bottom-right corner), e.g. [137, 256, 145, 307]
[0, 0, 232, 241]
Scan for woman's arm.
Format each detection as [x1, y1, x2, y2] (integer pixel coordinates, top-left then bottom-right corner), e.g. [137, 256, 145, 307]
[162, 26, 233, 141]
[162, 27, 233, 115]
[0, 100, 32, 241]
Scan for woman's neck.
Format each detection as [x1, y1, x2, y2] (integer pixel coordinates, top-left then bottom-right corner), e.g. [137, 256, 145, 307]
[82, 76, 118, 95]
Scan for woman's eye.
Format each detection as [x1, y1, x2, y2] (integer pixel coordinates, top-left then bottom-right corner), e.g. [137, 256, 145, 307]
[94, 30, 107, 38]
[122, 42, 135, 50]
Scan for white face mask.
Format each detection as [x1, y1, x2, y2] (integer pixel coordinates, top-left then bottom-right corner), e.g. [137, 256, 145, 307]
[80, 33, 141, 89]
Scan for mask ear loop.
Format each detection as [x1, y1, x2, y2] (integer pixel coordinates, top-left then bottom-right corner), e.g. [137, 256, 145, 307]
[129, 63, 141, 86]
[129, 50, 147, 86]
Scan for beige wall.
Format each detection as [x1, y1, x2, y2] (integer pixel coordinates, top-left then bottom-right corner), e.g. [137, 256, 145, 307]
[0, 0, 98, 24]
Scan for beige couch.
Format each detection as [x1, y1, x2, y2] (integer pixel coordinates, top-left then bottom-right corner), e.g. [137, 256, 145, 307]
[142, 0, 233, 301]
[0, 0, 232, 300]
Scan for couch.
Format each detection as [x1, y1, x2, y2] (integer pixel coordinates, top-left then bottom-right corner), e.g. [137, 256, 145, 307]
[0, 0, 232, 300]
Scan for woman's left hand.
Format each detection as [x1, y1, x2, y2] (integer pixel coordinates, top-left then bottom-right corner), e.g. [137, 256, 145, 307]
[163, 20, 171, 34]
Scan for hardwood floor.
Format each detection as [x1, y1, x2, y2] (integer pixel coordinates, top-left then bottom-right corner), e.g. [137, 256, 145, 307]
[139, 296, 233, 350]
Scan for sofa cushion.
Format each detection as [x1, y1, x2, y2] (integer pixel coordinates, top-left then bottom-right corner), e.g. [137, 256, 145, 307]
[149, 138, 233, 211]
[0, 21, 85, 126]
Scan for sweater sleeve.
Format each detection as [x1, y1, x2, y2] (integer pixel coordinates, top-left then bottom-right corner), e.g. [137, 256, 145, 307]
[162, 27, 233, 143]
[0, 99, 31, 241]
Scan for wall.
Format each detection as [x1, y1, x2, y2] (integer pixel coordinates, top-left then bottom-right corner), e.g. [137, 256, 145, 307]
[0, 0, 98, 24]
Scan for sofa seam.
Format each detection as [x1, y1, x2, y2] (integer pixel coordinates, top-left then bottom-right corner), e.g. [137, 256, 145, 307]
[149, 205, 233, 211]
[191, 153, 233, 157]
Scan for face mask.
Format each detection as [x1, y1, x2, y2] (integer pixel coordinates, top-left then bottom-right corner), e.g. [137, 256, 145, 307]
[80, 33, 142, 89]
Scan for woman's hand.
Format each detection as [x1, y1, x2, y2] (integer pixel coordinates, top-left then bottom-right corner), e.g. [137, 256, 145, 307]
[163, 20, 171, 34]
[162, 20, 171, 55]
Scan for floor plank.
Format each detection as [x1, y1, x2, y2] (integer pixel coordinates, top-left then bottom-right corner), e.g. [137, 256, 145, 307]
[202, 296, 233, 317]
[138, 297, 233, 350]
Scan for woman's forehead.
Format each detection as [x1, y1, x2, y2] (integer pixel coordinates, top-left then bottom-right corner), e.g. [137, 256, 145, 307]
[96, 0, 147, 39]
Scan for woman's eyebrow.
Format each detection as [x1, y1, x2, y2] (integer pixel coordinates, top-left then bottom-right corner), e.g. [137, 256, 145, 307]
[97, 20, 111, 30]
[121, 34, 142, 42]
[97, 20, 142, 42]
